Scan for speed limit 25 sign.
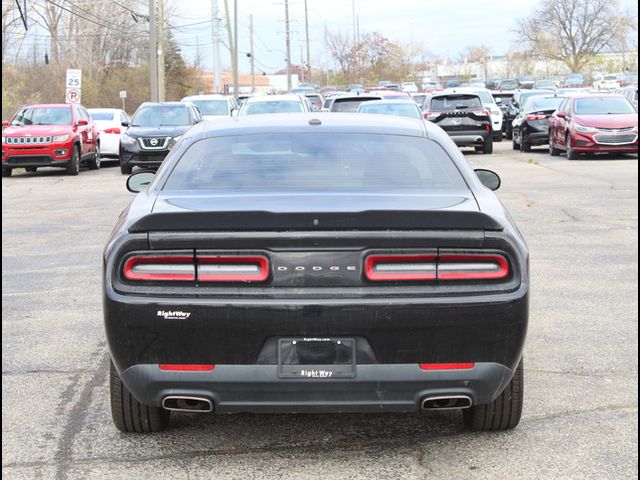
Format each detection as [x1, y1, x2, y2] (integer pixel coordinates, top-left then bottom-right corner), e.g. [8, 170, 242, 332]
[66, 69, 82, 88]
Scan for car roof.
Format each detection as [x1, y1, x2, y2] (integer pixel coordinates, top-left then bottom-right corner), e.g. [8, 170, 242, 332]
[87, 108, 123, 112]
[140, 101, 191, 107]
[244, 94, 305, 103]
[187, 112, 428, 139]
[359, 99, 419, 105]
[181, 94, 228, 101]
[22, 104, 71, 109]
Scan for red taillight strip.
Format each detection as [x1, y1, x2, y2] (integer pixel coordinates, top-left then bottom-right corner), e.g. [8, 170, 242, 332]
[365, 255, 437, 281]
[438, 254, 509, 280]
[197, 255, 269, 282]
[123, 255, 195, 281]
[419, 363, 475, 370]
[364, 253, 509, 282]
[159, 364, 215, 371]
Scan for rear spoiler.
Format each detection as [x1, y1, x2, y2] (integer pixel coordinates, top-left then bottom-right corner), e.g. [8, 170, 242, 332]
[129, 210, 503, 233]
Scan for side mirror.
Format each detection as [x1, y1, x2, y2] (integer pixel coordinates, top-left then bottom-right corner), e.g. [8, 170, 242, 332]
[2, 120, 9, 128]
[556, 111, 566, 118]
[121, 121, 130, 127]
[475, 169, 501, 191]
[77, 119, 89, 126]
[126, 170, 156, 193]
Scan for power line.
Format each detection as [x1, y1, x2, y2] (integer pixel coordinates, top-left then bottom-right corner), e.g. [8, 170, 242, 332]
[43, 0, 133, 35]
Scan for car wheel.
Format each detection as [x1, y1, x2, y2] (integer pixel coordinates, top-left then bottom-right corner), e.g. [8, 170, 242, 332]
[110, 360, 170, 433]
[120, 163, 133, 175]
[505, 126, 513, 140]
[566, 136, 579, 160]
[549, 137, 560, 156]
[88, 144, 101, 170]
[25, 167, 38, 173]
[483, 137, 493, 154]
[492, 132, 502, 143]
[512, 131, 520, 150]
[521, 134, 532, 153]
[463, 358, 523, 431]
[67, 146, 80, 176]
[2, 169, 12, 177]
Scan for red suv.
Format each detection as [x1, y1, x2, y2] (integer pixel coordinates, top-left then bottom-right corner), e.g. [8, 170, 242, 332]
[2, 103, 100, 177]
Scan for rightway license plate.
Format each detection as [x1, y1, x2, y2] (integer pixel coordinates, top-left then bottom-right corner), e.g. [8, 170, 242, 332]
[277, 337, 356, 379]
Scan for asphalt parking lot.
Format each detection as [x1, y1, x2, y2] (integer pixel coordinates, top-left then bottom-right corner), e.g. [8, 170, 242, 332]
[2, 143, 638, 480]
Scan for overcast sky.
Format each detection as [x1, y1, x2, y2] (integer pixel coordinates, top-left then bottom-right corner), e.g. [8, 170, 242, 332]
[172, 0, 550, 73]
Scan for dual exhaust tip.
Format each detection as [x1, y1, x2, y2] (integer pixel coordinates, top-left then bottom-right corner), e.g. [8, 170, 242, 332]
[421, 395, 472, 410]
[161, 394, 472, 413]
[162, 396, 213, 413]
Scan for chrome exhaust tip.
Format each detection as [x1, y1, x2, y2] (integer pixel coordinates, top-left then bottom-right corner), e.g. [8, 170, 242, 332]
[421, 395, 472, 410]
[162, 396, 213, 413]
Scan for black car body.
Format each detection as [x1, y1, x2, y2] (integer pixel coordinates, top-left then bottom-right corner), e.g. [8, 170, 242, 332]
[119, 102, 202, 174]
[104, 113, 529, 433]
[504, 89, 554, 139]
[511, 95, 566, 152]
[423, 92, 493, 153]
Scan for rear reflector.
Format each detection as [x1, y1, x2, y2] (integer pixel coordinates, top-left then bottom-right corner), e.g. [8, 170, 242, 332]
[197, 255, 269, 282]
[525, 114, 546, 121]
[419, 363, 475, 370]
[123, 255, 195, 281]
[365, 252, 509, 282]
[159, 364, 215, 371]
[365, 255, 437, 281]
[438, 254, 508, 280]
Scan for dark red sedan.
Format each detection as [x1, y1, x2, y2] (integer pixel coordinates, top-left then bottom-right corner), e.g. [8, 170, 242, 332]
[548, 94, 638, 159]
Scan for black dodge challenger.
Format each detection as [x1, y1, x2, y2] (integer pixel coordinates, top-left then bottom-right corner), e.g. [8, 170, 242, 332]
[104, 113, 529, 433]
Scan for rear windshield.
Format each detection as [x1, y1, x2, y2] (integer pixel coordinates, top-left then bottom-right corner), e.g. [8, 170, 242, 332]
[242, 101, 304, 114]
[429, 95, 482, 111]
[189, 100, 229, 116]
[523, 96, 565, 112]
[163, 134, 467, 192]
[131, 106, 191, 126]
[574, 97, 635, 115]
[89, 111, 115, 121]
[331, 98, 379, 112]
[11, 107, 72, 126]
[358, 103, 422, 119]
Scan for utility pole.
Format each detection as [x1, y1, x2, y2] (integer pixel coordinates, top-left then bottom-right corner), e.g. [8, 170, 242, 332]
[285, 0, 292, 91]
[232, 0, 239, 99]
[157, 0, 165, 101]
[249, 14, 255, 92]
[211, 0, 221, 93]
[304, 0, 310, 84]
[149, 0, 158, 101]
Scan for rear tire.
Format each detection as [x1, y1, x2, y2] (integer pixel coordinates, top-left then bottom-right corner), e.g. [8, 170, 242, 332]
[2, 169, 12, 177]
[87, 144, 101, 170]
[120, 162, 133, 175]
[549, 137, 560, 156]
[483, 137, 493, 154]
[110, 360, 170, 433]
[25, 167, 38, 173]
[521, 136, 532, 153]
[67, 146, 80, 176]
[464, 359, 524, 431]
[512, 134, 520, 150]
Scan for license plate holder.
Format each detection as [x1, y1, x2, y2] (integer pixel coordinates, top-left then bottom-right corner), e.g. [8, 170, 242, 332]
[278, 337, 356, 379]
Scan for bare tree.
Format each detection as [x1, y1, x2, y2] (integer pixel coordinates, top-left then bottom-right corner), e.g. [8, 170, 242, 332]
[324, 27, 353, 80]
[515, 0, 636, 72]
[464, 45, 491, 79]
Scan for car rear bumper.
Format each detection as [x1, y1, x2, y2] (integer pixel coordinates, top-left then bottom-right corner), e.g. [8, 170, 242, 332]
[119, 361, 515, 412]
[448, 131, 490, 146]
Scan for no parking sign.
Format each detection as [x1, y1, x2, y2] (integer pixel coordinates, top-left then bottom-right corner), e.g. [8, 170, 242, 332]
[65, 69, 82, 104]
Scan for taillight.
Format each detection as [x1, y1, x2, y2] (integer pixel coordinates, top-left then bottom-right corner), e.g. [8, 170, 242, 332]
[123, 255, 195, 281]
[365, 254, 437, 281]
[437, 254, 509, 280]
[472, 109, 491, 118]
[159, 364, 215, 371]
[197, 255, 269, 282]
[419, 363, 475, 370]
[364, 252, 509, 281]
[525, 114, 546, 121]
[103, 127, 121, 134]
[423, 112, 439, 121]
[122, 253, 270, 283]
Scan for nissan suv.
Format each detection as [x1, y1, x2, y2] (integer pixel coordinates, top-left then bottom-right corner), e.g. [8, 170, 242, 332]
[2, 103, 100, 177]
[119, 102, 202, 174]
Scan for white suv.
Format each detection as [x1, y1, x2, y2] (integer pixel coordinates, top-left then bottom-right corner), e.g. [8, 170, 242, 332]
[401, 82, 419, 93]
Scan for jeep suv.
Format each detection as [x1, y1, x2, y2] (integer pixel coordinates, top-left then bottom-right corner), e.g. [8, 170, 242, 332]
[2, 103, 100, 177]
[119, 102, 202, 174]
